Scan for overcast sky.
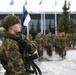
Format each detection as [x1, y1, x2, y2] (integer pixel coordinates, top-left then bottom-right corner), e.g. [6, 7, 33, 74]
[0, 0, 76, 13]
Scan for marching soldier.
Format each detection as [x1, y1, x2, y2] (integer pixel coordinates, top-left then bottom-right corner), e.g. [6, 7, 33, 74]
[71, 33, 76, 49]
[35, 32, 44, 61]
[53, 33, 60, 55]
[59, 32, 67, 59]
[45, 32, 53, 59]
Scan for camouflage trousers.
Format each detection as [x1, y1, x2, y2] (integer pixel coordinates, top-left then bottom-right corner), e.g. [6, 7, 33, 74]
[46, 46, 52, 56]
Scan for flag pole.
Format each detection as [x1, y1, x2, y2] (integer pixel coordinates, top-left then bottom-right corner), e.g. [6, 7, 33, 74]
[10, 0, 14, 15]
[41, 11, 43, 34]
[12, 9, 14, 15]
[27, 23, 29, 39]
[55, 12, 57, 35]
[39, 0, 43, 34]
[53, 0, 57, 34]
[44, 12, 45, 35]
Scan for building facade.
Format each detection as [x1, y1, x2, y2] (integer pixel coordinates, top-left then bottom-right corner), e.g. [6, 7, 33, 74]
[0, 12, 76, 39]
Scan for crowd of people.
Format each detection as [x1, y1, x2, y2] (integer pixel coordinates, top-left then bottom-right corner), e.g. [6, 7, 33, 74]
[28, 32, 76, 61]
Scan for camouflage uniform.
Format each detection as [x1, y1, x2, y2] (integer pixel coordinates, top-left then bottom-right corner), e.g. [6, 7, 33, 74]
[45, 33, 53, 57]
[42, 35, 47, 49]
[0, 14, 37, 75]
[66, 33, 70, 49]
[54, 34, 60, 55]
[59, 33, 67, 59]
[71, 33, 76, 49]
[28, 34, 37, 53]
[67, 34, 72, 49]
[0, 31, 36, 75]
[35, 33, 43, 61]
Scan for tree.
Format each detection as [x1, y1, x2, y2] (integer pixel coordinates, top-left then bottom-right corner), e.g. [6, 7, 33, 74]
[57, 0, 73, 33]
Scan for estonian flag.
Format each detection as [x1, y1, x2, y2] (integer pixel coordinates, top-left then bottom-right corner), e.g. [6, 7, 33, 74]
[21, 5, 31, 26]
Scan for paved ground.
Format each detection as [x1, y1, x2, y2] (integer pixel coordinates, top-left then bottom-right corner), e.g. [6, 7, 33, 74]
[0, 64, 5, 75]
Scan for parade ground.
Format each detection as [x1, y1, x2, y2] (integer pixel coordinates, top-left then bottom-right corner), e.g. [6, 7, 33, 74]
[0, 49, 76, 75]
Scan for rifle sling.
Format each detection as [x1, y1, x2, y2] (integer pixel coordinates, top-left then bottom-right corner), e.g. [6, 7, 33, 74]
[25, 53, 38, 62]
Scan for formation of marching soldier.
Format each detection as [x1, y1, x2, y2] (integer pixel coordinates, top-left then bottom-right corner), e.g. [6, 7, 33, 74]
[28, 32, 76, 61]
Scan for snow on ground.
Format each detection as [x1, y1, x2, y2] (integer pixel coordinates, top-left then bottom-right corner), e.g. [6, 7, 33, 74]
[34, 50, 76, 75]
[0, 50, 76, 75]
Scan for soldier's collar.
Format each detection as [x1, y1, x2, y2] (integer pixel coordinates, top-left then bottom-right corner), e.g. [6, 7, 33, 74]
[3, 31, 19, 39]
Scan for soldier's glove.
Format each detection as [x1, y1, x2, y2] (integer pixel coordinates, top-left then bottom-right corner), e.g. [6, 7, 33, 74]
[18, 39, 31, 54]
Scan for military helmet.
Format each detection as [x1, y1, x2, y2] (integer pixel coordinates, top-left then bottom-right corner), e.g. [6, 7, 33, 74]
[2, 14, 20, 30]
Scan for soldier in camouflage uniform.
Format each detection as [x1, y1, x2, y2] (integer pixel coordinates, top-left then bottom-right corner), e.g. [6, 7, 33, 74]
[65, 33, 70, 50]
[0, 15, 36, 75]
[28, 34, 37, 52]
[53, 33, 60, 55]
[59, 32, 67, 59]
[67, 33, 72, 49]
[71, 33, 76, 49]
[35, 32, 43, 61]
[45, 33, 53, 58]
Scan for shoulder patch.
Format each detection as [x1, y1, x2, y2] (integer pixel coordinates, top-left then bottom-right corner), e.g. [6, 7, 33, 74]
[10, 53, 17, 60]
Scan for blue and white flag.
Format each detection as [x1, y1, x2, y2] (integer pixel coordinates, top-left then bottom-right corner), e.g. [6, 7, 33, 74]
[10, 0, 14, 5]
[21, 5, 31, 26]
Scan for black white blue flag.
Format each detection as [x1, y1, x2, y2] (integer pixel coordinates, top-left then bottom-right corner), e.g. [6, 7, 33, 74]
[21, 5, 31, 26]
